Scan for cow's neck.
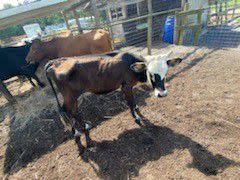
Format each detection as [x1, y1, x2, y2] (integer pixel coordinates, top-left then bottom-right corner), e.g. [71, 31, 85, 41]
[121, 53, 147, 83]
[46, 40, 59, 60]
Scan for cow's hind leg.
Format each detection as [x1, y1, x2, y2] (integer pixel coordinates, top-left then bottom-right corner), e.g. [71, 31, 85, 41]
[63, 95, 87, 154]
[84, 121, 93, 148]
[31, 74, 45, 88]
[122, 85, 144, 125]
[26, 76, 36, 87]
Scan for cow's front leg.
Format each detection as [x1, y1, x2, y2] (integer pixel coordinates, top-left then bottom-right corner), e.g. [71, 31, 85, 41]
[84, 123, 93, 148]
[122, 85, 144, 125]
[73, 126, 85, 154]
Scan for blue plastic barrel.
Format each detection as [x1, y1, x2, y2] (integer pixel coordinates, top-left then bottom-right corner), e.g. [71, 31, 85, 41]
[163, 16, 175, 44]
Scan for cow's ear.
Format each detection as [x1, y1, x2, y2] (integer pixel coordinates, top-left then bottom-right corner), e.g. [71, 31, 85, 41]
[130, 62, 147, 72]
[25, 41, 31, 46]
[167, 58, 183, 67]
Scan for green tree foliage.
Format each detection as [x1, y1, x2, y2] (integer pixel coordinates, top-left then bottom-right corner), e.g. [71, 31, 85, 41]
[0, 12, 64, 40]
[0, 8, 94, 40]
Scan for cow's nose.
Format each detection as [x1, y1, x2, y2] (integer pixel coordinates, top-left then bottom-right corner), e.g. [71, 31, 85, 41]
[154, 89, 168, 98]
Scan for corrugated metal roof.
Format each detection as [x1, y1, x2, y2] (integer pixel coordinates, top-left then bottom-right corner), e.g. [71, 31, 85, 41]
[0, 0, 80, 30]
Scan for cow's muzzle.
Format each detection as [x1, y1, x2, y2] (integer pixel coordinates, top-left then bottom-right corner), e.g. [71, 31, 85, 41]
[154, 88, 168, 98]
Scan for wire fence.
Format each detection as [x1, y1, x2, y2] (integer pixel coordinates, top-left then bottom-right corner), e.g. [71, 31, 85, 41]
[1, 0, 240, 50]
[177, 0, 240, 48]
[93, 0, 181, 55]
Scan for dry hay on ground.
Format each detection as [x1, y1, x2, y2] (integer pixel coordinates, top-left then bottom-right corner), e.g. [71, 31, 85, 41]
[0, 46, 239, 179]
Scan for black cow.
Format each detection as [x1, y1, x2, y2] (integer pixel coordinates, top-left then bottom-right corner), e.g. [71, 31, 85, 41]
[0, 45, 44, 103]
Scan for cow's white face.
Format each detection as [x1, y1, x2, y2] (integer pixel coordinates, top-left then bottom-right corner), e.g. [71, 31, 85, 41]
[131, 52, 182, 98]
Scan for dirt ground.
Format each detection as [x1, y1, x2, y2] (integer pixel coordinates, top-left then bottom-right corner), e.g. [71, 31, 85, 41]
[0, 45, 239, 180]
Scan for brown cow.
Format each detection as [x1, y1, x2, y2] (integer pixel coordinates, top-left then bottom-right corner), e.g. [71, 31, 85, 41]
[45, 51, 182, 153]
[26, 29, 112, 65]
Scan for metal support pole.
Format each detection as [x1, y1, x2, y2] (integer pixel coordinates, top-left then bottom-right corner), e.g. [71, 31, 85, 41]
[147, 0, 153, 55]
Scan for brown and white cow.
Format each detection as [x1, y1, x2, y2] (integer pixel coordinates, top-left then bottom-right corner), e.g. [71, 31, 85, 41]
[26, 29, 112, 65]
[45, 51, 182, 153]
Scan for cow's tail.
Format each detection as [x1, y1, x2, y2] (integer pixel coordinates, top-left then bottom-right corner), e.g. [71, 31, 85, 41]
[45, 61, 61, 110]
[107, 35, 114, 51]
[104, 30, 114, 51]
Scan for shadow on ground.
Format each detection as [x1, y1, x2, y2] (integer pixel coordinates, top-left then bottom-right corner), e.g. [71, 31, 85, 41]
[184, 23, 240, 48]
[83, 119, 239, 179]
[168, 48, 217, 82]
[3, 85, 151, 174]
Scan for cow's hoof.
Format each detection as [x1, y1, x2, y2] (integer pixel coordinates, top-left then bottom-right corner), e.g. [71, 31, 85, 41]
[85, 121, 93, 131]
[39, 83, 46, 88]
[135, 117, 142, 126]
[78, 145, 86, 155]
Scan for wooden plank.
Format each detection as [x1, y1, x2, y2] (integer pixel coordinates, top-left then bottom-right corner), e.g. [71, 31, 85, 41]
[178, 9, 203, 16]
[175, 24, 200, 30]
[147, 0, 153, 55]
[0, 81, 16, 103]
[194, 10, 203, 46]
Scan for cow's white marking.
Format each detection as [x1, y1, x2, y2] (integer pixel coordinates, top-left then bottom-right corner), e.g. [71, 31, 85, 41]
[144, 51, 173, 97]
[85, 123, 91, 131]
[145, 51, 173, 80]
[74, 129, 82, 137]
[154, 89, 168, 97]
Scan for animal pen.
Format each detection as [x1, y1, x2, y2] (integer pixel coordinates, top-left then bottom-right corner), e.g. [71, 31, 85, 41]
[1, 0, 240, 179]
[66, 0, 240, 52]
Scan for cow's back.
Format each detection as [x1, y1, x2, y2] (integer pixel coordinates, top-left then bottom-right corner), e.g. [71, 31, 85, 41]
[56, 29, 112, 57]
[0, 46, 30, 80]
[49, 53, 136, 95]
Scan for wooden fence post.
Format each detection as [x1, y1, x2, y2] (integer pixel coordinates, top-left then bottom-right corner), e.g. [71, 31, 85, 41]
[62, 11, 70, 30]
[174, 11, 180, 45]
[178, 3, 189, 45]
[194, 9, 203, 46]
[73, 9, 83, 33]
[215, 1, 219, 25]
[147, 0, 153, 55]
[220, 1, 223, 24]
[225, 0, 228, 23]
[233, 0, 237, 18]
[90, 0, 100, 27]
[181, 0, 186, 10]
